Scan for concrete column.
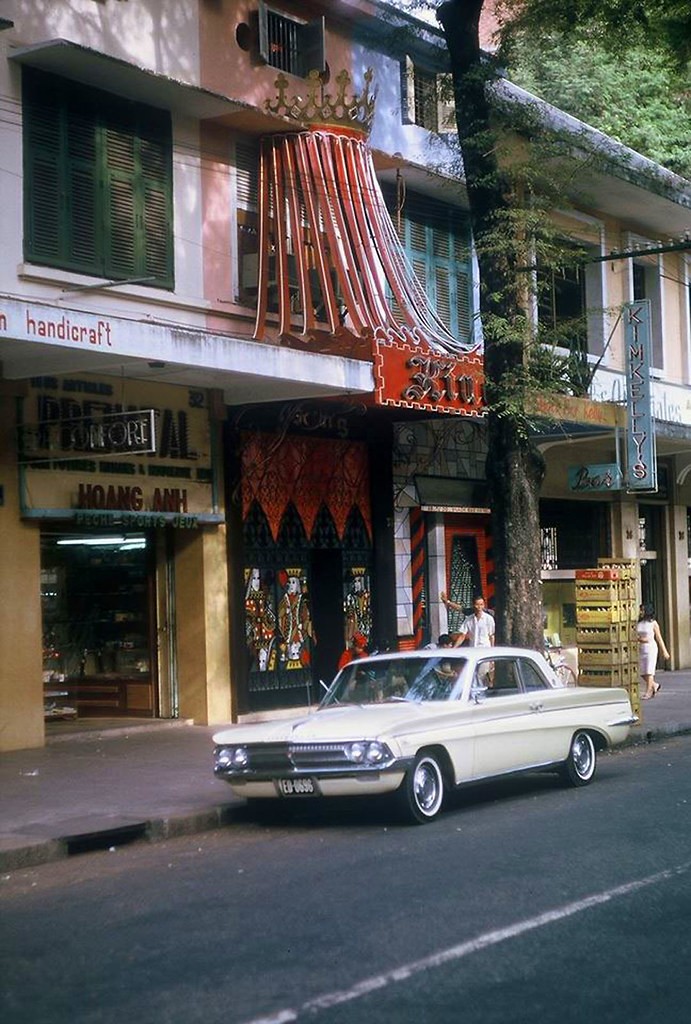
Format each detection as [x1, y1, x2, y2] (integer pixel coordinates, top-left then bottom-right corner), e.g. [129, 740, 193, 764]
[426, 513, 448, 642]
[668, 504, 690, 668]
[0, 385, 44, 751]
[174, 524, 232, 724]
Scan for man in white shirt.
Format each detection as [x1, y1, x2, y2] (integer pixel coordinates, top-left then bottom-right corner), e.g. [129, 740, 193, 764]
[454, 596, 495, 648]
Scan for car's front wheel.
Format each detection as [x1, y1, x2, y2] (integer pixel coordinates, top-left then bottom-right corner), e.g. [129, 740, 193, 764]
[561, 730, 597, 786]
[396, 751, 445, 824]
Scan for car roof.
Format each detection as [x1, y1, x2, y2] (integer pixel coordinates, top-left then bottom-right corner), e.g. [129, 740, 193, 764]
[360, 646, 542, 663]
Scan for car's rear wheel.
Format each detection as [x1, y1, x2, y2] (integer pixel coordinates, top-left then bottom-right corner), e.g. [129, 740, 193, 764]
[561, 730, 597, 786]
[396, 751, 445, 823]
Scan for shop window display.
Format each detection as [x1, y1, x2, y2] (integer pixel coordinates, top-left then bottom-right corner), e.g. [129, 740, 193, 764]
[41, 532, 155, 718]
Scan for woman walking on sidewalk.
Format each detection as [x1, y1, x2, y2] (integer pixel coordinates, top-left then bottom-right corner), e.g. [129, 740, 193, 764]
[637, 603, 669, 699]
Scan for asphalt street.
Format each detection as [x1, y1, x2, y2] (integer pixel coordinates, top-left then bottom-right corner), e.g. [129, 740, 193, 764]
[2, 735, 691, 1024]
[2, 668, 691, 872]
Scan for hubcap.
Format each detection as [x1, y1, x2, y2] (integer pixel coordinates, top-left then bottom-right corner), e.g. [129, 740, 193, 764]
[414, 760, 441, 814]
[573, 734, 594, 778]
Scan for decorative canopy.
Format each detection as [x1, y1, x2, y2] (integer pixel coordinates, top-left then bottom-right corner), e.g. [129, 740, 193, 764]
[253, 72, 477, 356]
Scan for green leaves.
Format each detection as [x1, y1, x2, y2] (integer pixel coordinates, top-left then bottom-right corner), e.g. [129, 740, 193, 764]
[501, 11, 691, 175]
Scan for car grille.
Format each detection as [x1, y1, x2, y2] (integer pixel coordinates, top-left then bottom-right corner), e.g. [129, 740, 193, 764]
[243, 742, 354, 772]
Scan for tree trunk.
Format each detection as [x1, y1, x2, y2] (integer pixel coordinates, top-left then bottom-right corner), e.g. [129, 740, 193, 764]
[438, 0, 546, 649]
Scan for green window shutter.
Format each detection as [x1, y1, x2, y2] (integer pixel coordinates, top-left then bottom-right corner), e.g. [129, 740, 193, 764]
[104, 116, 138, 279]
[435, 266, 451, 325]
[138, 114, 173, 286]
[23, 68, 173, 288]
[65, 106, 98, 268]
[23, 78, 63, 264]
[412, 257, 428, 293]
[142, 179, 172, 283]
[454, 270, 472, 342]
[381, 183, 473, 340]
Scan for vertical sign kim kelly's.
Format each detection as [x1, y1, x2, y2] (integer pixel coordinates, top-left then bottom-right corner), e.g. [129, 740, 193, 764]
[625, 299, 657, 491]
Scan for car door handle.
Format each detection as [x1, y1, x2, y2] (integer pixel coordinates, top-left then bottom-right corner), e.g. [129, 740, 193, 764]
[529, 702, 544, 713]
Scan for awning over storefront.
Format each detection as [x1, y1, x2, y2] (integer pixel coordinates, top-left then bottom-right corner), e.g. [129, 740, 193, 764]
[415, 475, 489, 513]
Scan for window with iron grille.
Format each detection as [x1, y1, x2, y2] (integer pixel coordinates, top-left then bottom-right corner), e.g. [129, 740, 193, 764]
[258, 2, 325, 79]
[537, 260, 587, 353]
[401, 57, 455, 133]
[413, 67, 438, 132]
[22, 68, 173, 288]
[383, 186, 473, 346]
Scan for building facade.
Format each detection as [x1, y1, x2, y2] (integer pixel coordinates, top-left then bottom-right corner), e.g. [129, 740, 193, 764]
[1, 0, 690, 750]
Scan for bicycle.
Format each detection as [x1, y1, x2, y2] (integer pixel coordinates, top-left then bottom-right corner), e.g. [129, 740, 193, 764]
[544, 638, 578, 687]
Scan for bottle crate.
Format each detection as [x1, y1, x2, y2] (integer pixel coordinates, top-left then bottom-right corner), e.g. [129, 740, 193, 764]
[576, 623, 628, 644]
[576, 605, 626, 625]
[578, 667, 631, 687]
[575, 581, 628, 604]
[579, 645, 631, 668]
[576, 568, 623, 582]
[596, 559, 637, 581]
[630, 685, 641, 717]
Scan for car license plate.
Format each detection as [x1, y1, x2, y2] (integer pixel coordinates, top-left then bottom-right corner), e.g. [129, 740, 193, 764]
[275, 777, 317, 797]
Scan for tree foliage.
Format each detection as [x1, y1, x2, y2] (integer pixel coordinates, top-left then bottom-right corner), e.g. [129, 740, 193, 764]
[504, 27, 691, 177]
[497, 0, 691, 69]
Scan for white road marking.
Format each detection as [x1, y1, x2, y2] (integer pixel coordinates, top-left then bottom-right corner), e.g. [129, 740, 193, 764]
[241, 861, 691, 1024]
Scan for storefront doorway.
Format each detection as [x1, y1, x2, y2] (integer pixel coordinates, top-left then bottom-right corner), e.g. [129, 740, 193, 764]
[41, 530, 157, 718]
[443, 516, 493, 636]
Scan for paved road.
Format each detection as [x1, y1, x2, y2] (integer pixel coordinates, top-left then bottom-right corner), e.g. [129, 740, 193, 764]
[2, 738, 691, 1024]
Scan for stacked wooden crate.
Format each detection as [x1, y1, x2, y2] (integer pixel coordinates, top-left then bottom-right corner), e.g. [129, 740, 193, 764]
[575, 560, 639, 716]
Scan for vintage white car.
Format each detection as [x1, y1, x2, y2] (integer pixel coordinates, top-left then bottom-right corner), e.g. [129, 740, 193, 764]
[213, 647, 637, 824]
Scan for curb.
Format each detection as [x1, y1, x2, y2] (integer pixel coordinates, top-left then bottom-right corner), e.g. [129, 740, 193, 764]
[625, 722, 691, 747]
[4, 723, 691, 873]
[0, 803, 239, 873]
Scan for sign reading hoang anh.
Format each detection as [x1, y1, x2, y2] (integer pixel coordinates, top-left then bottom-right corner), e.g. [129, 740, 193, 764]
[18, 375, 221, 525]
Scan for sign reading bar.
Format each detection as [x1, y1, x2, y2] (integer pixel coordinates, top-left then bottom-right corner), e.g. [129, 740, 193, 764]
[624, 300, 657, 491]
[19, 409, 156, 462]
[568, 463, 623, 492]
[373, 339, 484, 417]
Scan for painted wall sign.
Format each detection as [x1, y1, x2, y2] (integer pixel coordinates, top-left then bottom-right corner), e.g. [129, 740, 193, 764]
[18, 375, 221, 524]
[373, 339, 484, 416]
[624, 300, 657, 491]
[568, 463, 623, 492]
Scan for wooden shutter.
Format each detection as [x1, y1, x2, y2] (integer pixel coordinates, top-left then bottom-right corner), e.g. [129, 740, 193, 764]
[299, 16, 325, 76]
[23, 81, 63, 264]
[401, 56, 416, 125]
[139, 113, 174, 287]
[437, 73, 456, 134]
[236, 139, 260, 210]
[104, 111, 138, 280]
[23, 68, 172, 287]
[65, 104, 98, 267]
[258, 0, 270, 64]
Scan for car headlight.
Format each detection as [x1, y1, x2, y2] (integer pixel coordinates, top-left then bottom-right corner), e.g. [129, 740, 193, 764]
[215, 745, 248, 769]
[346, 741, 389, 764]
[365, 741, 386, 764]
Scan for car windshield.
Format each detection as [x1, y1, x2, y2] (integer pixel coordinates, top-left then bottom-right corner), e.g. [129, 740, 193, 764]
[321, 655, 467, 707]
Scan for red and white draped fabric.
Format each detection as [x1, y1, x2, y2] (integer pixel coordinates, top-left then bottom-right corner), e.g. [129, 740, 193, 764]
[253, 128, 475, 355]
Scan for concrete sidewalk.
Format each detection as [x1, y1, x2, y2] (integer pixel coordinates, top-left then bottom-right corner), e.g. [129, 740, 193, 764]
[2, 671, 690, 872]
